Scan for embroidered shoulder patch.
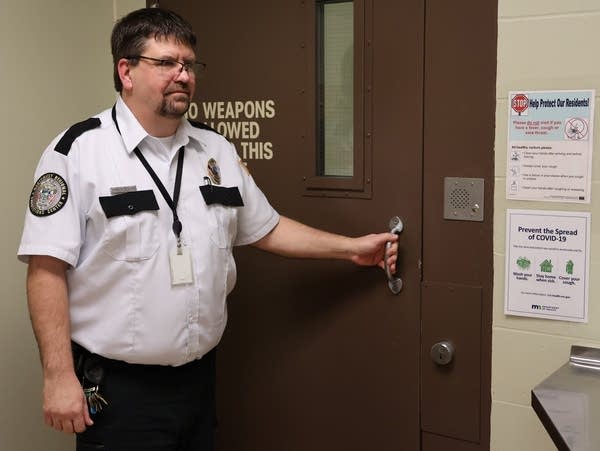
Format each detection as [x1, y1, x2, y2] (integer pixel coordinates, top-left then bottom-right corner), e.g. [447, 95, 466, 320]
[29, 173, 68, 216]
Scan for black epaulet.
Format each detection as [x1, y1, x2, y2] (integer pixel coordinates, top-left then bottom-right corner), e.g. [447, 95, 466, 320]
[54, 117, 102, 156]
[188, 120, 223, 136]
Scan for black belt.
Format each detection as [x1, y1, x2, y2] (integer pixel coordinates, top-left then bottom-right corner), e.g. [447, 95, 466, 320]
[71, 342, 217, 418]
[72, 341, 215, 377]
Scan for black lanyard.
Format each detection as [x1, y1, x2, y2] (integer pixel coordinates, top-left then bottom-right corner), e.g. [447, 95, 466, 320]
[111, 105, 185, 243]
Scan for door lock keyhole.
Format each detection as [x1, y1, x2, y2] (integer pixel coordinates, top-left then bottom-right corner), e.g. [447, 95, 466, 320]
[431, 341, 455, 365]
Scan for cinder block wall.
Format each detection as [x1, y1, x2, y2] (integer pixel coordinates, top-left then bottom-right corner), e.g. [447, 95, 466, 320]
[0, 2, 143, 450]
[493, 1, 600, 449]
[6, 2, 600, 450]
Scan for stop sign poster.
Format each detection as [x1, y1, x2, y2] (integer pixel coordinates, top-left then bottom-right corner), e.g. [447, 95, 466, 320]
[506, 90, 595, 203]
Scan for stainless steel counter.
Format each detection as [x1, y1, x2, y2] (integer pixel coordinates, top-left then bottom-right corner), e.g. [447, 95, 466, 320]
[532, 346, 600, 451]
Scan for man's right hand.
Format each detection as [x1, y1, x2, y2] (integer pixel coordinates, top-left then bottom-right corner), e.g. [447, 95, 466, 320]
[27, 255, 92, 434]
[43, 370, 93, 434]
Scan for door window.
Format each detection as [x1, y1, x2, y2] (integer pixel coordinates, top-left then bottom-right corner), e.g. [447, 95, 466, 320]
[317, 1, 354, 177]
[305, 0, 372, 198]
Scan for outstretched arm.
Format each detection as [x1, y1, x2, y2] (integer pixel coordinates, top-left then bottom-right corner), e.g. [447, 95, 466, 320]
[252, 216, 398, 272]
[27, 255, 93, 434]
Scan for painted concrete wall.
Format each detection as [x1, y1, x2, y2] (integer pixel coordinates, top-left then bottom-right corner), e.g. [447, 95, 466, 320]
[0, 1, 143, 449]
[493, 1, 600, 450]
[5, 1, 600, 450]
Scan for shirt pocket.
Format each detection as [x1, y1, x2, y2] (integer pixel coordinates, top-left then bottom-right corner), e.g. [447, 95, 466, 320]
[99, 190, 160, 261]
[207, 204, 238, 249]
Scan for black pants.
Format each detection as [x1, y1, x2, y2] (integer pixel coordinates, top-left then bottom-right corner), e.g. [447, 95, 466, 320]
[75, 348, 216, 451]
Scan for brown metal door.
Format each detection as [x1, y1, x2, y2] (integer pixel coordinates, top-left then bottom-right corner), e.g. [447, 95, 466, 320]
[153, 1, 495, 450]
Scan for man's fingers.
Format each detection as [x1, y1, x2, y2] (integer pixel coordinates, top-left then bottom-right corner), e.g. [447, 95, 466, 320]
[44, 414, 54, 429]
[385, 241, 398, 261]
[82, 394, 94, 426]
[382, 232, 398, 244]
[384, 240, 398, 274]
[73, 414, 87, 433]
[44, 401, 90, 434]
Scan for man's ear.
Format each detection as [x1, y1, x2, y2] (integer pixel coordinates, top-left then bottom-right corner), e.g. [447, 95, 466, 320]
[117, 58, 133, 91]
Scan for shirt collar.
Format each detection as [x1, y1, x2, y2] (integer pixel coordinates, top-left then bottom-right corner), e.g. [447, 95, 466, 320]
[114, 96, 201, 154]
[114, 96, 147, 154]
[176, 117, 205, 149]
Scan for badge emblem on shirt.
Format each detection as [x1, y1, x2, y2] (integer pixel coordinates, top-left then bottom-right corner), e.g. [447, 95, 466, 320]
[29, 173, 68, 216]
[238, 159, 251, 177]
[207, 158, 221, 185]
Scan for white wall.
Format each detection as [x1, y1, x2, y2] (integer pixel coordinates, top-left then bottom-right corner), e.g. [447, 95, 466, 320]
[493, 1, 600, 450]
[0, 1, 143, 449]
[7, 1, 600, 450]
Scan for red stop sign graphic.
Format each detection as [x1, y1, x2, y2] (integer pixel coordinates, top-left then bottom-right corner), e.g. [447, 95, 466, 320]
[511, 93, 529, 114]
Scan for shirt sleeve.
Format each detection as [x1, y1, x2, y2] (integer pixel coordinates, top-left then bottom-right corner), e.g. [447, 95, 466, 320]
[17, 137, 84, 266]
[231, 144, 280, 246]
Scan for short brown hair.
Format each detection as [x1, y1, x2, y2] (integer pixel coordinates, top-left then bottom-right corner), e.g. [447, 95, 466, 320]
[111, 8, 196, 92]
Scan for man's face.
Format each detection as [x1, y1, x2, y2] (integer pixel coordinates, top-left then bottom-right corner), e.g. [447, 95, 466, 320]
[128, 36, 196, 120]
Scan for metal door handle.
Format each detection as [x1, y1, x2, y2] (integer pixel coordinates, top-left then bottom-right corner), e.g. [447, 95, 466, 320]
[384, 216, 403, 294]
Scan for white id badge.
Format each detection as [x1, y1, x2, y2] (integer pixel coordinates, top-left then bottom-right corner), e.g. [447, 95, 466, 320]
[169, 247, 194, 285]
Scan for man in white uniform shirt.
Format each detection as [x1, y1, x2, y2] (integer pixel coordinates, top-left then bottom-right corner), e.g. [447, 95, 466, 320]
[18, 8, 398, 451]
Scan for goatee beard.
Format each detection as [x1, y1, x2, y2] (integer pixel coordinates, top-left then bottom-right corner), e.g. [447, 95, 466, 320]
[159, 94, 190, 118]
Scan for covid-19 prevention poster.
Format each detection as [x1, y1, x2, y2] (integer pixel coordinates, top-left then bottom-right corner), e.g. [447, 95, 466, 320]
[506, 90, 595, 203]
[504, 209, 590, 322]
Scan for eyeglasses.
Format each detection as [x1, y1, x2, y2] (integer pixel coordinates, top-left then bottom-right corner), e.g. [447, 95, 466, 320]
[126, 55, 206, 77]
